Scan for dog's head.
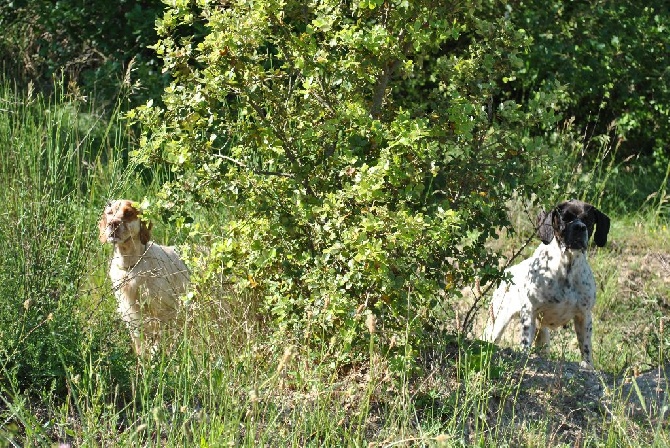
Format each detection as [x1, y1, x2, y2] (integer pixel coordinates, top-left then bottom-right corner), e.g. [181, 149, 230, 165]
[537, 199, 610, 250]
[98, 200, 152, 245]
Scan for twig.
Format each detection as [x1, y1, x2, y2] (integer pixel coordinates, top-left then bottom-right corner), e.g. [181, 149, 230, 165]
[213, 154, 294, 178]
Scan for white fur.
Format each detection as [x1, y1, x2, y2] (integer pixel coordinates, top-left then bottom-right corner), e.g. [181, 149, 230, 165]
[483, 239, 595, 368]
[483, 200, 609, 369]
[99, 200, 189, 356]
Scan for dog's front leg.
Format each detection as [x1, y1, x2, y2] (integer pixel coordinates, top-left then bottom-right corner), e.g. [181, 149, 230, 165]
[519, 304, 536, 351]
[573, 312, 594, 369]
[535, 327, 551, 356]
[115, 285, 146, 356]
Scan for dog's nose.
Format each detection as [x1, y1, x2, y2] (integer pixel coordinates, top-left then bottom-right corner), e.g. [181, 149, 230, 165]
[574, 221, 587, 231]
[108, 219, 123, 233]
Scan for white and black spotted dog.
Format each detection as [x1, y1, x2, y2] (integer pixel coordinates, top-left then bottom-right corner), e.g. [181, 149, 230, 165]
[483, 199, 610, 369]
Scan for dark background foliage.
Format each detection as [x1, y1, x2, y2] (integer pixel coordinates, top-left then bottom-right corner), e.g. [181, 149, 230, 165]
[510, 0, 670, 160]
[2, 0, 667, 161]
[0, 0, 166, 103]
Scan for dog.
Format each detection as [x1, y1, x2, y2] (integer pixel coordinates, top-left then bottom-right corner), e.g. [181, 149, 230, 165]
[483, 199, 610, 368]
[98, 200, 189, 356]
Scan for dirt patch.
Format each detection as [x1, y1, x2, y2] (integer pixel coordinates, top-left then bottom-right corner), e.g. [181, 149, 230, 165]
[475, 349, 670, 445]
[616, 363, 670, 422]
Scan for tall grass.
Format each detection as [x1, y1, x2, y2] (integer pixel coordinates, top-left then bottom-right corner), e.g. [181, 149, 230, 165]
[1, 77, 670, 447]
[1, 80, 89, 391]
[0, 78, 134, 444]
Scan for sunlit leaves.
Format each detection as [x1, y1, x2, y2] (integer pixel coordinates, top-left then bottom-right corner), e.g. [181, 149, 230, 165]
[131, 0, 562, 371]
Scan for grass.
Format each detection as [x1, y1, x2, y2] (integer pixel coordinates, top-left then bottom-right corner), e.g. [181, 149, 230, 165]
[1, 79, 670, 447]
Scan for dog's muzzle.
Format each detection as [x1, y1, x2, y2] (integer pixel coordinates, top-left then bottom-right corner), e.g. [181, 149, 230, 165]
[563, 219, 589, 249]
[107, 220, 130, 243]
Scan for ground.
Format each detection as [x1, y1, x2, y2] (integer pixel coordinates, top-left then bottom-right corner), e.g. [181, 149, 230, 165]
[481, 350, 669, 446]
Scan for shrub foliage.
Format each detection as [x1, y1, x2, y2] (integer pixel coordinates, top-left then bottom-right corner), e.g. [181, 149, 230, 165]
[131, 0, 567, 368]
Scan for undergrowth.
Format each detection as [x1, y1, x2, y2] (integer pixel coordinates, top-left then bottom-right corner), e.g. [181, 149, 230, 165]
[1, 79, 670, 447]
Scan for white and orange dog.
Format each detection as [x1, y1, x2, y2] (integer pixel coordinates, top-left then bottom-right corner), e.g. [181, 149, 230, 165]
[484, 199, 610, 369]
[99, 200, 189, 356]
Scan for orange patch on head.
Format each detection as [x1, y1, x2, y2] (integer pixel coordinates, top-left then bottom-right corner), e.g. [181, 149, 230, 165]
[139, 221, 153, 244]
[99, 200, 151, 244]
[108, 200, 139, 220]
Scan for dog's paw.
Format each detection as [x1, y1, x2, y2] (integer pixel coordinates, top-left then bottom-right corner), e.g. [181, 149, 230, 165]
[579, 360, 594, 371]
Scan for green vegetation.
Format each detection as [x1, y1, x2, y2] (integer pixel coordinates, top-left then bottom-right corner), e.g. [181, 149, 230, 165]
[1, 0, 669, 446]
[131, 0, 565, 373]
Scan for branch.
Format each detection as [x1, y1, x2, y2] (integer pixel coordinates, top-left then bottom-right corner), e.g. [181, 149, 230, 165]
[370, 58, 403, 119]
[214, 154, 294, 178]
[370, 18, 407, 119]
[460, 206, 540, 335]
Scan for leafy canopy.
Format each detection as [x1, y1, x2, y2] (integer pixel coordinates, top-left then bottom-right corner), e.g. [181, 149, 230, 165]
[131, 0, 562, 369]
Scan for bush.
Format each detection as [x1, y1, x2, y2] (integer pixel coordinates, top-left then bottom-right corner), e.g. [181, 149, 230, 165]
[509, 0, 670, 160]
[132, 0, 566, 372]
[0, 0, 167, 104]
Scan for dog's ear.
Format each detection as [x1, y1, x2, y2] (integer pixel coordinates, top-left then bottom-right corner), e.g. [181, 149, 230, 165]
[98, 214, 108, 243]
[139, 220, 153, 245]
[536, 209, 555, 244]
[98, 201, 113, 243]
[591, 207, 610, 247]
